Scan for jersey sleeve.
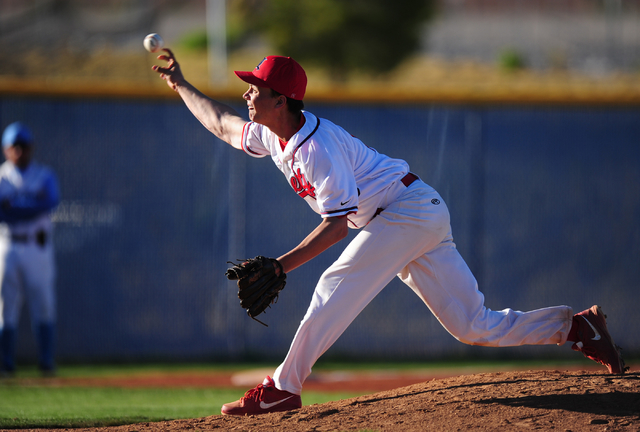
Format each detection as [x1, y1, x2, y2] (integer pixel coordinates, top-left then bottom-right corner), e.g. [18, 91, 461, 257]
[240, 122, 271, 158]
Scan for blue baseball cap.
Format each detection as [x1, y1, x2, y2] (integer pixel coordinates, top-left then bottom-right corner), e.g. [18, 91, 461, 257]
[2, 122, 34, 148]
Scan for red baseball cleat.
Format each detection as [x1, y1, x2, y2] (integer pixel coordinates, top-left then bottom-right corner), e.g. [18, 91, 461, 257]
[571, 305, 628, 374]
[221, 376, 302, 416]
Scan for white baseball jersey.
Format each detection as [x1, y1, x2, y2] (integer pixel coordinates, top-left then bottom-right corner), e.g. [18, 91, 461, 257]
[240, 111, 410, 228]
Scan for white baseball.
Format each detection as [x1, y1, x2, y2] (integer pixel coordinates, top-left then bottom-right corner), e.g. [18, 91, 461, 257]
[143, 33, 164, 53]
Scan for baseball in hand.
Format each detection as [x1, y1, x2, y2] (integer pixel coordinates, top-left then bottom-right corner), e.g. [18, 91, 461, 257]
[143, 33, 164, 53]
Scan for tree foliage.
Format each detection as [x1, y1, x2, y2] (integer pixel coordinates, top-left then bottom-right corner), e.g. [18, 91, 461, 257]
[231, 0, 434, 78]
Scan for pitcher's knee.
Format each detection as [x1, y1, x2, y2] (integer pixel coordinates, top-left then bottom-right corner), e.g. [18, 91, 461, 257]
[446, 308, 520, 347]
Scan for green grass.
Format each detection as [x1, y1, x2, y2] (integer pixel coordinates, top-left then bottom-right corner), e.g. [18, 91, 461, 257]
[1, 386, 224, 428]
[0, 358, 635, 429]
[0, 363, 366, 429]
[0, 383, 362, 429]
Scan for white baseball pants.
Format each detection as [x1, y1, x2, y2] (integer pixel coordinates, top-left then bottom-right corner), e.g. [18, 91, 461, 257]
[273, 180, 573, 395]
[0, 238, 56, 328]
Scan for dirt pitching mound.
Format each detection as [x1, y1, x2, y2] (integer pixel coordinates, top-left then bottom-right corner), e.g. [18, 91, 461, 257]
[57, 369, 639, 432]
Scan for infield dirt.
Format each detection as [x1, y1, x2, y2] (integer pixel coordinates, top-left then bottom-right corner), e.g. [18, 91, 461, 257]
[27, 368, 640, 432]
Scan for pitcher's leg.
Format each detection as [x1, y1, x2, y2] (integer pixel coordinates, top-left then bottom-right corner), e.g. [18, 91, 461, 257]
[273, 224, 411, 394]
[274, 183, 451, 394]
[273, 201, 449, 394]
[400, 238, 573, 347]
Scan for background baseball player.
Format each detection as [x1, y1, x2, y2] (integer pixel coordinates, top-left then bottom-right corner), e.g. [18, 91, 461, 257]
[0, 122, 60, 377]
[152, 50, 626, 415]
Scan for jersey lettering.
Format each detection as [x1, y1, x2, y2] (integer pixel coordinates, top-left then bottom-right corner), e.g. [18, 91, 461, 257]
[290, 168, 316, 199]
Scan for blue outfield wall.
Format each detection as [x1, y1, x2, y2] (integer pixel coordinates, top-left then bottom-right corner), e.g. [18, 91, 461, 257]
[1, 95, 639, 364]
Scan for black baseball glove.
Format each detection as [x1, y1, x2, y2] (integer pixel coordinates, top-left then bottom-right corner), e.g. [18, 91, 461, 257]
[225, 256, 287, 326]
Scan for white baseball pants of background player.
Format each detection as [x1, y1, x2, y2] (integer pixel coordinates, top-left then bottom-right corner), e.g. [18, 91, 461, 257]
[0, 236, 56, 372]
[273, 180, 574, 395]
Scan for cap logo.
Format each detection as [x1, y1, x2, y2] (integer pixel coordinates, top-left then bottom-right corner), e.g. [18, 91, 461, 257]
[255, 57, 267, 71]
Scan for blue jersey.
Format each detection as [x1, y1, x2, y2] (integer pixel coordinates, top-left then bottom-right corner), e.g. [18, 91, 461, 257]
[0, 160, 60, 237]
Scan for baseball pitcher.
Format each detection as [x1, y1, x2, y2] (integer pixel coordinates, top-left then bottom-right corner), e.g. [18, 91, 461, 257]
[152, 51, 627, 415]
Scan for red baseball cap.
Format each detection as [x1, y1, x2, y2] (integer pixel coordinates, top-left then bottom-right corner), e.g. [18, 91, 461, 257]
[234, 56, 307, 101]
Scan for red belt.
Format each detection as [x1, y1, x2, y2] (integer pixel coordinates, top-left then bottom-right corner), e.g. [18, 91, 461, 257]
[401, 172, 419, 187]
[371, 173, 419, 221]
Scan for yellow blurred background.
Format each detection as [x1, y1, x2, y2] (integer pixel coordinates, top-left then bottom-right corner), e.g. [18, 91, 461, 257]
[0, 0, 638, 104]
